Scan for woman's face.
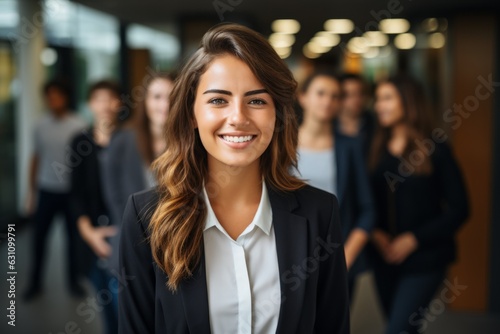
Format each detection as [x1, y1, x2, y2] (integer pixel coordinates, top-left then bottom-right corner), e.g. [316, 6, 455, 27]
[193, 54, 276, 169]
[145, 78, 173, 128]
[374, 82, 405, 128]
[300, 76, 342, 122]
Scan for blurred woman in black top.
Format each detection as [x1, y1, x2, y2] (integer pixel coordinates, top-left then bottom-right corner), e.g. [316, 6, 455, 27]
[368, 75, 469, 334]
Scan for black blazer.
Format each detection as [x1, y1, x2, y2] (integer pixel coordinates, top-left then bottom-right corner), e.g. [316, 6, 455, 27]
[334, 131, 375, 239]
[334, 131, 375, 276]
[118, 184, 350, 334]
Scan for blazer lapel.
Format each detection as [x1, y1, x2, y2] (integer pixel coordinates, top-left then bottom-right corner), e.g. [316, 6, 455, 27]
[267, 185, 309, 334]
[179, 248, 211, 334]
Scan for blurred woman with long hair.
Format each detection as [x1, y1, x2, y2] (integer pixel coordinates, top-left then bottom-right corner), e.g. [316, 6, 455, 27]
[368, 75, 469, 334]
[118, 23, 349, 334]
[132, 72, 175, 186]
[102, 73, 175, 279]
[296, 71, 375, 301]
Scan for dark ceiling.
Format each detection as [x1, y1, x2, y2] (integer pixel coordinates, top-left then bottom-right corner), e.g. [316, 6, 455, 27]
[71, 0, 498, 53]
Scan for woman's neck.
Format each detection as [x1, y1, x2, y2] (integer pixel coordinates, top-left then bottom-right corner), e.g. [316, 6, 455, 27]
[299, 114, 334, 150]
[388, 123, 408, 156]
[149, 122, 164, 139]
[300, 114, 332, 137]
[149, 122, 166, 158]
[205, 158, 262, 208]
[390, 123, 407, 140]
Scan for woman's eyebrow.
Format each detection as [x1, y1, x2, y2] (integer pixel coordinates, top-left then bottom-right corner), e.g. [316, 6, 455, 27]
[203, 89, 231, 95]
[244, 89, 268, 96]
[202, 88, 268, 96]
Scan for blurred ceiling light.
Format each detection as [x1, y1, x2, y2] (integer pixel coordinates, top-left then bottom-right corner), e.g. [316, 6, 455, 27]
[273, 46, 292, 59]
[324, 19, 354, 34]
[306, 41, 331, 54]
[272, 19, 301, 34]
[312, 32, 340, 47]
[379, 18, 410, 34]
[423, 18, 439, 32]
[303, 44, 321, 59]
[363, 31, 389, 47]
[394, 33, 416, 49]
[347, 37, 369, 54]
[428, 32, 446, 48]
[363, 47, 379, 59]
[40, 48, 58, 66]
[269, 33, 296, 48]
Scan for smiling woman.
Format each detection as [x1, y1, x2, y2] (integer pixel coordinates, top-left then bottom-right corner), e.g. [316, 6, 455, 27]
[118, 23, 350, 334]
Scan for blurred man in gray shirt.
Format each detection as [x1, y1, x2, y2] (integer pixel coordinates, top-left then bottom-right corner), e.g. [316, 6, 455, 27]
[24, 79, 87, 301]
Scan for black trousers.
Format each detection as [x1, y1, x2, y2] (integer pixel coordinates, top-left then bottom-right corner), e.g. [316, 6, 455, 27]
[28, 189, 80, 289]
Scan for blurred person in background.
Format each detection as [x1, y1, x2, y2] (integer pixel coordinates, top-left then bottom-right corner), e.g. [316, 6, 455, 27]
[336, 73, 375, 158]
[368, 75, 469, 334]
[103, 72, 175, 277]
[70, 80, 131, 334]
[24, 79, 87, 301]
[296, 71, 375, 300]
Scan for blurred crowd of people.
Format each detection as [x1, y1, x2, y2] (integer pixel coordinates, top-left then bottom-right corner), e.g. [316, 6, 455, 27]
[23, 60, 469, 334]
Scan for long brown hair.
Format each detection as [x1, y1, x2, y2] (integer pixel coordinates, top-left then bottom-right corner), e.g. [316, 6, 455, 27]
[132, 72, 176, 165]
[149, 23, 306, 291]
[369, 75, 434, 174]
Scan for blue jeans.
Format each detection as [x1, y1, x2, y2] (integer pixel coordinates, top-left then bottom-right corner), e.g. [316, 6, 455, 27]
[373, 264, 446, 334]
[89, 260, 119, 334]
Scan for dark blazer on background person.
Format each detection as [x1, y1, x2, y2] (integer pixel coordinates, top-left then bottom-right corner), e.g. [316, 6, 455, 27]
[69, 127, 111, 273]
[334, 129, 376, 276]
[101, 128, 148, 274]
[118, 184, 350, 334]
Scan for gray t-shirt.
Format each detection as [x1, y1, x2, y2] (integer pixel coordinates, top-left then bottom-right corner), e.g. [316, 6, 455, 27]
[34, 113, 87, 193]
[296, 147, 337, 196]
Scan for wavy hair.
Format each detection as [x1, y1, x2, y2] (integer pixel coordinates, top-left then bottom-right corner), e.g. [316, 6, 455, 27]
[149, 23, 305, 291]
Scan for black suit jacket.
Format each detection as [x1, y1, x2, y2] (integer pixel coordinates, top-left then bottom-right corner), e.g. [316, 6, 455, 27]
[334, 131, 376, 276]
[118, 184, 350, 334]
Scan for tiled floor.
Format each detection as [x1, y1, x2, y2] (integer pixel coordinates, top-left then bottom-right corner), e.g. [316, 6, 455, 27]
[1, 219, 499, 334]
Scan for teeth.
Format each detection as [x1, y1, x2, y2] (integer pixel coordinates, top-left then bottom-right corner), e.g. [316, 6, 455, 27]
[222, 135, 254, 143]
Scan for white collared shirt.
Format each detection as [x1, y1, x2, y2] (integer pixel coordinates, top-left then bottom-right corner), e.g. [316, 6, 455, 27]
[202, 180, 281, 334]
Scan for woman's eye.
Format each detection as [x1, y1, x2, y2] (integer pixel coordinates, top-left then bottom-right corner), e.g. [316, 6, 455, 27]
[209, 98, 226, 105]
[249, 99, 266, 105]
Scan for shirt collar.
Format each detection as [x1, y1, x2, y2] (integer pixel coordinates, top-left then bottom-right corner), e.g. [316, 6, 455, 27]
[202, 178, 273, 236]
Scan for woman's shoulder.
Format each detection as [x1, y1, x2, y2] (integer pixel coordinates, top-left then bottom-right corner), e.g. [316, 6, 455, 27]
[127, 186, 161, 224]
[291, 184, 339, 216]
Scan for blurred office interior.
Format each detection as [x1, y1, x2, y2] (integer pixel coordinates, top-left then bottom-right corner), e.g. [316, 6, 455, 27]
[0, 0, 499, 333]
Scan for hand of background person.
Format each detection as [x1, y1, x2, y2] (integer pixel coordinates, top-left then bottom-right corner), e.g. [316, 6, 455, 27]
[78, 216, 117, 258]
[372, 228, 392, 258]
[385, 232, 419, 265]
